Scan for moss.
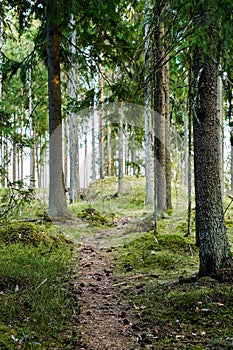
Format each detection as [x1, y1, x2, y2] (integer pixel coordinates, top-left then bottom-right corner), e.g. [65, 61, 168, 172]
[116, 232, 198, 274]
[0, 222, 42, 245]
[0, 222, 72, 247]
[74, 206, 115, 227]
[156, 233, 197, 253]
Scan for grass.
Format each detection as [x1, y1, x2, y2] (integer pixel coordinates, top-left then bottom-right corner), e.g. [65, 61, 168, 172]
[0, 222, 78, 349]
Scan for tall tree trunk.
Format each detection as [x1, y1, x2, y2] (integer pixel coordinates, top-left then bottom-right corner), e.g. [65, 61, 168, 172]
[193, 47, 232, 277]
[29, 68, 36, 187]
[118, 102, 124, 194]
[154, 21, 166, 212]
[107, 120, 112, 176]
[99, 56, 105, 179]
[0, 19, 5, 187]
[47, 18, 68, 218]
[217, 74, 224, 197]
[13, 115, 17, 182]
[63, 119, 68, 190]
[165, 59, 172, 210]
[68, 16, 80, 202]
[92, 112, 96, 180]
[145, 106, 154, 204]
[144, 0, 154, 205]
[187, 64, 193, 237]
[91, 70, 97, 181]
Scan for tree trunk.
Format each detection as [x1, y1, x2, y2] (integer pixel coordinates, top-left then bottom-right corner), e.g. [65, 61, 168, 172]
[107, 120, 112, 176]
[47, 18, 68, 218]
[187, 64, 193, 237]
[193, 49, 233, 277]
[154, 21, 166, 212]
[144, 0, 154, 205]
[118, 102, 124, 194]
[0, 19, 5, 187]
[99, 56, 105, 179]
[145, 106, 154, 205]
[164, 59, 172, 210]
[29, 67, 36, 188]
[68, 16, 80, 202]
[217, 74, 224, 197]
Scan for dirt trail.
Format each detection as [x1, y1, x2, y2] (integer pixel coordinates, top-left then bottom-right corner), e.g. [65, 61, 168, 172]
[72, 224, 144, 350]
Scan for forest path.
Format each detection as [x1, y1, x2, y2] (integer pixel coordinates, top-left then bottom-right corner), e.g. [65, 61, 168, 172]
[69, 220, 146, 350]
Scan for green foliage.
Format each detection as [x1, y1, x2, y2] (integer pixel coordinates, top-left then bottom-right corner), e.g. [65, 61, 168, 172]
[0, 179, 36, 220]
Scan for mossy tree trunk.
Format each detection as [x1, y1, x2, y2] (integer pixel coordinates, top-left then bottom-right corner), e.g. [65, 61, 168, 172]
[193, 48, 233, 277]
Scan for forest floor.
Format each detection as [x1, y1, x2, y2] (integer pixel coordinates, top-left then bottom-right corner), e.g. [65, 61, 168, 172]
[66, 218, 143, 350]
[62, 213, 233, 350]
[1, 176, 233, 349]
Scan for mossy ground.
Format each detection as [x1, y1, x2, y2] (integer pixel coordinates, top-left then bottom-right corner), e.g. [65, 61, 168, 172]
[114, 217, 233, 349]
[0, 221, 78, 349]
[1, 176, 233, 349]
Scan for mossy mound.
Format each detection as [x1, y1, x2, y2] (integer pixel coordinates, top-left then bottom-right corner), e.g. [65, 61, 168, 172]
[117, 232, 198, 274]
[156, 233, 197, 253]
[0, 222, 71, 247]
[76, 207, 115, 227]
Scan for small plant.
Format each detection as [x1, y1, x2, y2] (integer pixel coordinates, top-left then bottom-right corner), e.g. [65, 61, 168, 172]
[0, 178, 36, 220]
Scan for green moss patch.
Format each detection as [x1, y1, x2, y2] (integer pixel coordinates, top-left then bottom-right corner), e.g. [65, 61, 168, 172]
[116, 232, 198, 275]
[0, 221, 72, 247]
[72, 206, 115, 227]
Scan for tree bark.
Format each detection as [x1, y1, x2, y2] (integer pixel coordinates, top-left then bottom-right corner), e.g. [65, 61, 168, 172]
[68, 16, 80, 202]
[47, 18, 68, 218]
[118, 101, 124, 194]
[99, 56, 105, 179]
[144, 0, 154, 205]
[217, 74, 224, 197]
[107, 120, 112, 176]
[165, 59, 172, 210]
[154, 21, 166, 212]
[193, 49, 233, 277]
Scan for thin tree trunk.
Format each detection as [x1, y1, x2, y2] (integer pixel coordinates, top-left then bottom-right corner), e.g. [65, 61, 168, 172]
[99, 55, 105, 179]
[165, 59, 172, 210]
[29, 68, 36, 187]
[144, 0, 154, 205]
[68, 16, 80, 202]
[118, 101, 124, 194]
[63, 118, 68, 190]
[92, 112, 96, 180]
[0, 19, 5, 187]
[107, 120, 112, 176]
